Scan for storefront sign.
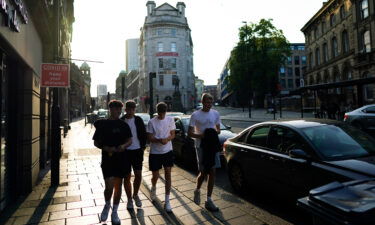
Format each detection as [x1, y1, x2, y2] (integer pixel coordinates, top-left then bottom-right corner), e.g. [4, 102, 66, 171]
[156, 52, 179, 57]
[0, 0, 28, 32]
[41, 63, 70, 87]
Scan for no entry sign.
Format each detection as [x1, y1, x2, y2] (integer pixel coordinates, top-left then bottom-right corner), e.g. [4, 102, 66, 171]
[41, 63, 70, 87]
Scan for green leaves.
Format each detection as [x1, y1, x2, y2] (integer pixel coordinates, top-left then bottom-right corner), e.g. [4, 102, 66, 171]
[228, 19, 290, 104]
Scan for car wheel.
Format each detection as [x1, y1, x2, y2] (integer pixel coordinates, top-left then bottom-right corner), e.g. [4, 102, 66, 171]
[352, 121, 364, 130]
[228, 162, 246, 193]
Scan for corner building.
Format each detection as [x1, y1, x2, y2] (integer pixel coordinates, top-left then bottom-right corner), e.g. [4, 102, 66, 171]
[138, 1, 195, 111]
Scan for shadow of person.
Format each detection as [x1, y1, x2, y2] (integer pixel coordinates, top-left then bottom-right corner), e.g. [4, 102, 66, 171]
[136, 208, 147, 225]
[127, 207, 136, 218]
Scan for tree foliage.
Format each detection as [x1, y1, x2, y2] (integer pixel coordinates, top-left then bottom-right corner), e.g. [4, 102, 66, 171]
[228, 19, 290, 106]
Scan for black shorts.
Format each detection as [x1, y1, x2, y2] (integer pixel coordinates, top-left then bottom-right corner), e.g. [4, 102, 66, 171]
[126, 148, 144, 171]
[149, 151, 174, 171]
[101, 152, 131, 179]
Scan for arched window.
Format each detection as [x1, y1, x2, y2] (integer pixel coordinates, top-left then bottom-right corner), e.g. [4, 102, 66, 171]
[342, 30, 349, 53]
[315, 48, 321, 65]
[323, 43, 329, 62]
[332, 37, 338, 57]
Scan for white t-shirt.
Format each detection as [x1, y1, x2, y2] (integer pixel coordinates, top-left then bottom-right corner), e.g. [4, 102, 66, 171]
[147, 116, 176, 154]
[124, 117, 141, 150]
[189, 109, 221, 147]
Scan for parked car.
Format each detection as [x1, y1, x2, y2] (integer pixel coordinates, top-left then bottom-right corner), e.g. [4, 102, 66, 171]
[344, 104, 375, 133]
[224, 119, 375, 199]
[135, 113, 151, 126]
[172, 115, 236, 169]
[153, 112, 184, 118]
[196, 103, 203, 110]
[97, 109, 108, 119]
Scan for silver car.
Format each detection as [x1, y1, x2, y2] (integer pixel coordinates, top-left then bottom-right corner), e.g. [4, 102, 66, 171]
[344, 104, 375, 131]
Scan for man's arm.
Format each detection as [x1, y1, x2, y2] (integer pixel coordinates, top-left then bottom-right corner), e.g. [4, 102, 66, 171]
[94, 141, 117, 153]
[161, 130, 175, 145]
[188, 126, 203, 139]
[147, 133, 162, 143]
[118, 138, 132, 152]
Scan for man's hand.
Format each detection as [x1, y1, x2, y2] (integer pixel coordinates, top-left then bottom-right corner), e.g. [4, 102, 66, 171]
[117, 144, 127, 152]
[161, 138, 169, 145]
[103, 146, 116, 153]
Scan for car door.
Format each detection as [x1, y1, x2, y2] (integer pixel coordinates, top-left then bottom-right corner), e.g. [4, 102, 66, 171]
[172, 119, 186, 160]
[363, 106, 375, 130]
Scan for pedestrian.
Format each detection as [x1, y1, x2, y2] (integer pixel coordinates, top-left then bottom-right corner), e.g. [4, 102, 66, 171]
[188, 93, 221, 211]
[93, 100, 132, 224]
[120, 100, 147, 209]
[147, 102, 176, 212]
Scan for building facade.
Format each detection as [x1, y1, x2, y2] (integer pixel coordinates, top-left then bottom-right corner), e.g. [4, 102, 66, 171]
[204, 85, 219, 102]
[126, 39, 139, 72]
[195, 76, 204, 105]
[97, 84, 107, 97]
[301, 0, 375, 108]
[137, 1, 195, 112]
[0, 0, 74, 211]
[115, 70, 127, 101]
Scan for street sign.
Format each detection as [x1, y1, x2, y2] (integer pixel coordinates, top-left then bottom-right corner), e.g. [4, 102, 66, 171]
[41, 63, 70, 87]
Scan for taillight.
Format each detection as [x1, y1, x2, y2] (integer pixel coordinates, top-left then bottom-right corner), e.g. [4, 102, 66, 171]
[344, 114, 349, 121]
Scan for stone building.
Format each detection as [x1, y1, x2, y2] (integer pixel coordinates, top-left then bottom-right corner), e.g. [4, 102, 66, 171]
[301, 0, 375, 108]
[115, 70, 127, 101]
[69, 62, 91, 119]
[279, 44, 307, 90]
[0, 0, 74, 211]
[137, 1, 195, 112]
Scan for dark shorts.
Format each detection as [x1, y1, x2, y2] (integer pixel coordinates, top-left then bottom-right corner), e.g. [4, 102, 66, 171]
[149, 151, 174, 171]
[101, 152, 131, 179]
[126, 148, 144, 171]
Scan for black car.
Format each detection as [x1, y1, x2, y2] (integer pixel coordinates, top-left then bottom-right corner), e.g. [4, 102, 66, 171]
[172, 115, 236, 169]
[224, 119, 375, 198]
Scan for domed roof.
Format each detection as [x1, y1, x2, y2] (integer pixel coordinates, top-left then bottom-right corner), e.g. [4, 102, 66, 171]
[80, 62, 90, 70]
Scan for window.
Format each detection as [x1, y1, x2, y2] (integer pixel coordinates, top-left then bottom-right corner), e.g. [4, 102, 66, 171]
[295, 68, 300, 77]
[246, 126, 270, 147]
[301, 56, 307, 65]
[295, 79, 300, 87]
[360, 0, 369, 19]
[158, 58, 163, 68]
[280, 67, 285, 76]
[298, 45, 305, 50]
[171, 42, 176, 52]
[171, 28, 176, 36]
[323, 43, 329, 62]
[314, 28, 318, 39]
[321, 21, 326, 34]
[342, 30, 349, 53]
[159, 75, 164, 86]
[340, 5, 346, 19]
[268, 127, 307, 154]
[288, 79, 293, 88]
[309, 52, 314, 68]
[315, 48, 321, 65]
[330, 14, 336, 26]
[157, 42, 163, 52]
[280, 79, 286, 88]
[332, 37, 338, 57]
[287, 67, 293, 76]
[287, 56, 292, 65]
[365, 106, 375, 113]
[171, 58, 177, 69]
[362, 30, 371, 52]
[294, 56, 300, 65]
[157, 28, 163, 36]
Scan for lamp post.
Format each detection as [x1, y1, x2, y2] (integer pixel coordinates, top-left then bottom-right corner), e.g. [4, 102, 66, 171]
[242, 21, 252, 118]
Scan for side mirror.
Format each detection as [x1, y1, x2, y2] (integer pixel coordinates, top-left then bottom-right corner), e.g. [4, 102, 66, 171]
[289, 149, 311, 160]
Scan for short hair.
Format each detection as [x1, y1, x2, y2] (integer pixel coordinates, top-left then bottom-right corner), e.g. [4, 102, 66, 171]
[108, 100, 123, 109]
[201, 93, 213, 103]
[156, 102, 167, 113]
[125, 100, 136, 109]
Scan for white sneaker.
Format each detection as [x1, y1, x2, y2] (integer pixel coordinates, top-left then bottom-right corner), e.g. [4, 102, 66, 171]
[150, 186, 156, 201]
[164, 201, 172, 213]
[133, 195, 142, 207]
[100, 204, 110, 222]
[111, 211, 121, 225]
[194, 189, 201, 205]
[205, 199, 219, 212]
[127, 200, 134, 209]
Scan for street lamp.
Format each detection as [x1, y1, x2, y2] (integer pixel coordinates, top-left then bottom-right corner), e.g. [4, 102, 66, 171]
[242, 21, 252, 118]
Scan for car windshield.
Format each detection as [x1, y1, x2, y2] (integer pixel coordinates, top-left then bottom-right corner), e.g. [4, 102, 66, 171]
[301, 124, 375, 160]
[181, 118, 227, 131]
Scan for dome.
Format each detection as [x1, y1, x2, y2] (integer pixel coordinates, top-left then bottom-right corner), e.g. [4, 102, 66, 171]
[80, 62, 90, 70]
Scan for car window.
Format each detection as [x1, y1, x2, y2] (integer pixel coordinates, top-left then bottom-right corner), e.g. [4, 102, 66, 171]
[175, 120, 184, 132]
[246, 126, 270, 147]
[268, 127, 309, 154]
[302, 124, 375, 160]
[365, 106, 375, 113]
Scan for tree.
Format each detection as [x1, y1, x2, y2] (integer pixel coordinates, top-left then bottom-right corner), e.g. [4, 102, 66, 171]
[228, 19, 290, 107]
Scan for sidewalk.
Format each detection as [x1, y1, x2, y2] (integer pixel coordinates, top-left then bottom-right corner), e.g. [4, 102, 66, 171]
[1, 119, 292, 225]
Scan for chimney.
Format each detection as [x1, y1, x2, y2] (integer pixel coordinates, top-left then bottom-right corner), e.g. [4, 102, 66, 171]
[146, 1, 156, 16]
[177, 2, 186, 16]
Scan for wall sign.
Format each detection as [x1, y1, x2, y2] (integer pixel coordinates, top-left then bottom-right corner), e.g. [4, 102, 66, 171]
[41, 63, 70, 87]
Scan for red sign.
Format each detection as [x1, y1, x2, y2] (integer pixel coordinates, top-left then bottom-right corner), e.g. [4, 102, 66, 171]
[155, 52, 179, 57]
[41, 63, 70, 87]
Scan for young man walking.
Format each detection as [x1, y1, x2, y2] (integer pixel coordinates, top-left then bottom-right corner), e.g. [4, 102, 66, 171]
[188, 93, 221, 211]
[120, 100, 147, 209]
[93, 100, 132, 224]
[147, 102, 176, 212]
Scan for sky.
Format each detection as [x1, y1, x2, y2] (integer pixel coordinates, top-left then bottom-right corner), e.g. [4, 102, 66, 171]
[71, 0, 324, 96]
